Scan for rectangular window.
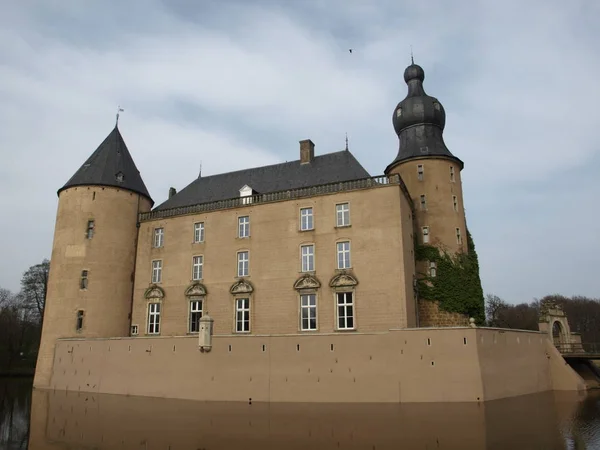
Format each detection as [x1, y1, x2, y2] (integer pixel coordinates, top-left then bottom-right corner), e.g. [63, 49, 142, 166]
[147, 303, 161, 334]
[300, 207, 314, 231]
[420, 195, 427, 210]
[429, 261, 437, 277]
[194, 222, 205, 243]
[189, 300, 203, 333]
[76, 310, 84, 331]
[337, 292, 354, 330]
[450, 166, 455, 182]
[235, 298, 250, 333]
[301, 244, 315, 272]
[153, 227, 164, 248]
[456, 227, 462, 244]
[422, 226, 430, 244]
[80, 270, 88, 289]
[336, 203, 350, 227]
[131, 325, 139, 336]
[192, 256, 203, 280]
[452, 195, 458, 212]
[151, 260, 162, 283]
[417, 164, 424, 181]
[86, 220, 95, 239]
[337, 241, 351, 269]
[300, 294, 317, 331]
[237, 251, 249, 277]
[238, 216, 250, 238]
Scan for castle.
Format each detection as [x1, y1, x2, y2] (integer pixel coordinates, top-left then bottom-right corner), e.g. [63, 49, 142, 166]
[33, 63, 580, 403]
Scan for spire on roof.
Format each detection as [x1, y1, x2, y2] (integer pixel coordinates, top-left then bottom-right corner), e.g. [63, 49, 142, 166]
[58, 126, 153, 204]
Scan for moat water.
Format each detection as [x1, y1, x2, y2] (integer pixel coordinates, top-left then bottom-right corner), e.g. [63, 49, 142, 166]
[2, 377, 600, 449]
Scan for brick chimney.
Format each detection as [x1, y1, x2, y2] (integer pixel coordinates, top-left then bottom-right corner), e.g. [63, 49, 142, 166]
[168, 187, 177, 198]
[299, 139, 315, 164]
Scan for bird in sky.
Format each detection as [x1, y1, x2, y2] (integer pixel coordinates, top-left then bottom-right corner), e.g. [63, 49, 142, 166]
[349, 49, 353, 53]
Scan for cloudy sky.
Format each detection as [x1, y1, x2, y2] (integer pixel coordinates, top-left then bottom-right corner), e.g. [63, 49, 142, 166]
[1, 0, 598, 303]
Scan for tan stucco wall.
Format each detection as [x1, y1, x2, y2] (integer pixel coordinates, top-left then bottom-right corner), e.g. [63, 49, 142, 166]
[44, 328, 583, 403]
[132, 185, 415, 336]
[34, 186, 152, 389]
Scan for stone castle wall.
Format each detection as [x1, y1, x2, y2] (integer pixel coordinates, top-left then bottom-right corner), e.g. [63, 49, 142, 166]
[419, 300, 470, 327]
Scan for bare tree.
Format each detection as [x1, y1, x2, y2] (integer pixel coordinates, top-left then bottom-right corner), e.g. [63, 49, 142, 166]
[19, 259, 49, 325]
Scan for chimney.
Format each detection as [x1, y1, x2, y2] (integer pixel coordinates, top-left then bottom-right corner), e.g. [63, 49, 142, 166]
[299, 139, 315, 164]
[168, 187, 177, 198]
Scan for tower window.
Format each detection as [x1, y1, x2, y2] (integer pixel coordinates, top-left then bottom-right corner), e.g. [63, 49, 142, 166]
[238, 216, 250, 238]
[420, 146, 429, 154]
[86, 220, 95, 239]
[420, 195, 427, 210]
[452, 195, 458, 212]
[336, 203, 350, 227]
[422, 226, 430, 244]
[429, 262, 437, 278]
[153, 228, 164, 248]
[450, 166, 455, 182]
[76, 310, 84, 332]
[194, 222, 205, 243]
[456, 228, 462, 244]
[417, 164, 424, 181]
[80, 270, 89, 290]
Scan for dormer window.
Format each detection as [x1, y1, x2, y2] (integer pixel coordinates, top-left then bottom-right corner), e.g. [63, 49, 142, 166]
[239, 185, 254, 205]
[115, 172, 124, 182]
[396, 107, 402, 117]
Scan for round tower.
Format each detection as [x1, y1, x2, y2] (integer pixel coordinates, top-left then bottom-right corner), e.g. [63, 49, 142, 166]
[385, 62, 478, 327]
[34, 126, 153, 388]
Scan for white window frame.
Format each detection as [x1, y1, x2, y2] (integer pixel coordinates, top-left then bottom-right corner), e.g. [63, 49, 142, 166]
[452, 195, 458, 212]
[194, 222, 205, 243]
[336, 203, 350, 227]
[235, 297, 250, 333]
[300, 207, 314, 231]
[336, 241, 351, 269]
[450, 166, 455, 182]
[336, 291, 355, 330]
[429, 261, 437, 277]
[422, 226, 430, 244]
[86, 220, 95, 239]
[189, 299, 203, 333]
[238, 216, 250, 238]
[192, 255, 203, 281]
[131, 325, 139, 336]
[300, 293, 317, 331]
[153, 227, 164, 248]
[147, 302, 161, 335]
[417, 164, 424, 181]
[420, 195, 427, 210]
[237, 251, 249, 277]
[151, 260, 162, 283]
[456, 227, 462, 244]
[301, 244, 315, 272]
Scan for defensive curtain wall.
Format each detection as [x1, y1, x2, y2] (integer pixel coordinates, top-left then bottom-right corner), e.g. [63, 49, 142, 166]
[44, 327, 584, 403]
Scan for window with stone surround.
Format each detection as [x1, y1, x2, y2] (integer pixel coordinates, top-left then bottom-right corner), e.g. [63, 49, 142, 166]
[300, 207, 314, 231]
[147, 303, 161, 334]
[237, 251, 249, 277]
[336, 203, 350, 227]
[194, 222, 205, 243]
[238, 216, 250, 238]
[192, 255, 203, 280]
[422, 226, 430, 244]
[153, 227, 164, 248]
[336, 241, 351, 269]
[336, 292, 354, 330]
[300, 293, 317, 331]
[301, 244, 315, 272]
[151, 260, 162, 283]
[189, 299, 203, 333]
[235, 298, 250, 333]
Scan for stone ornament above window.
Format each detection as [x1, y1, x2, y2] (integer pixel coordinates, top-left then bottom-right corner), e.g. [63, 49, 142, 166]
[230, 279, 254, 295]
[293, 274, 321, 291]
[329, 272, 358, 288]
[185, 282, 207, 297]
[144, 285, 165, 299]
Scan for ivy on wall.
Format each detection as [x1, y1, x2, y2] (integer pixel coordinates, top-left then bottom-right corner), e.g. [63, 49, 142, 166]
[415, 229, 485, 323]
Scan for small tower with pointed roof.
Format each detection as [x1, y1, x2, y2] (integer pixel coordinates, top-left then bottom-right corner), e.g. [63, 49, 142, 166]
[34, 125, 153, 389]
[385, 62, 470, 327]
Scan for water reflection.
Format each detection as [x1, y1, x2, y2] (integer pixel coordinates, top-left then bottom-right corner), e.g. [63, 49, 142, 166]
[1, 377, 600, 448]
[0, 378, 30, 449]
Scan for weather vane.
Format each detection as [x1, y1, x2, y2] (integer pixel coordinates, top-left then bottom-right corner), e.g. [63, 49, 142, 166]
[116, 106, 124, 126]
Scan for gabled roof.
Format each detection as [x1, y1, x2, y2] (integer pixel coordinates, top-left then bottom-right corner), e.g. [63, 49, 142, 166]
[154, 150, 370, 211]
[58, 126, 153, 204]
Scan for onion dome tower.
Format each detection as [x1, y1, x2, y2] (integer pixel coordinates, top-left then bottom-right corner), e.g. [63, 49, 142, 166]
[385, 61, 472, 327]
[34, 125, 153, 389]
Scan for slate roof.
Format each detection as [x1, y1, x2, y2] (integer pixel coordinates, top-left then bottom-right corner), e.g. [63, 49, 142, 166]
[154, 150, 370, 211]
[58, 126, 153, 204]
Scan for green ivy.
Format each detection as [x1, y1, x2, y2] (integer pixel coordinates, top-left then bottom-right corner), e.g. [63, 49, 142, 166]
[415, 229, 485, 324]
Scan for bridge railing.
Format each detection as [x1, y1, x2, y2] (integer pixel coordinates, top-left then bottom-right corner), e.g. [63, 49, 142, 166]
[555, 342, 600, 355]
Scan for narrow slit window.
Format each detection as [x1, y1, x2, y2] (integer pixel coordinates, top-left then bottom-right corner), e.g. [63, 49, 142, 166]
[86, 220, 95, 239]
[429, 261, 437, 277]
[452, 195, 458, 212]
[417, 164, 424, 181]
[80, 270, 89, 289]
[76, 310, 84, 331]
[422, 226, 430, 244]
[420, 195, 427, 210]
[450, 166, 455, 182]
[456, 227, 462, 244]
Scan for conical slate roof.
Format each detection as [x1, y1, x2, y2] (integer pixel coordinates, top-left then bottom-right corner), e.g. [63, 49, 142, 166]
[58, 126, 153, 204]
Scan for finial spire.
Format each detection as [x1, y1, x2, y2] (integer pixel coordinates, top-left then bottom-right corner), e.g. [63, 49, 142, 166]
[410, 45, 414, 64]
[198, 161, 202, 178]
[345, 132, 349, 151]
[116, 106, 124, 127]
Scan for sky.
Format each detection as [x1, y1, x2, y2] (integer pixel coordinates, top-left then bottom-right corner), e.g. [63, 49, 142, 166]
[0, 0, 598, 304]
